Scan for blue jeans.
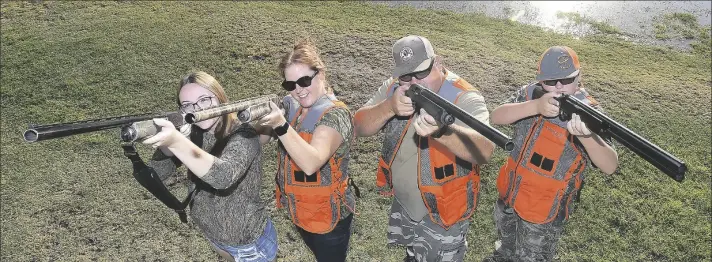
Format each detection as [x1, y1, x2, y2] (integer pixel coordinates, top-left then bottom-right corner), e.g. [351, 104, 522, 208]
[296, 213, 354, 262]
[209, 218, 278, 262]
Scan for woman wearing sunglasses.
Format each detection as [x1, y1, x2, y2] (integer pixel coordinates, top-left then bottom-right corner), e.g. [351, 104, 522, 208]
[255, 40, 356, 262]
[142, 71, 278, 261]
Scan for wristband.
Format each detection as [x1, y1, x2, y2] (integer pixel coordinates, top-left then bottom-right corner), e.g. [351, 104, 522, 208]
[274, 122, 289, 137]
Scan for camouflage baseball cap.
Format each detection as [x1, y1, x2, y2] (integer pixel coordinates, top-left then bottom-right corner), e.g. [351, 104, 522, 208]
[392, 35, 436, 77]
[536, 46, 581, 81]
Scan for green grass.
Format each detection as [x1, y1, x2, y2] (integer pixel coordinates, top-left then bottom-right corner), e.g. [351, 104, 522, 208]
[2, 2, 710, 261]
[556, 11, 623, 35]
[654, 12, 704, 40]
[652, 12, 711, 59]
[691, 26, 712, 57]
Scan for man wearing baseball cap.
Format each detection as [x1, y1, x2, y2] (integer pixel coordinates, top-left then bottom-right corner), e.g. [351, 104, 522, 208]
[353, 35, 495, 262]
[486, 46, 618, 261]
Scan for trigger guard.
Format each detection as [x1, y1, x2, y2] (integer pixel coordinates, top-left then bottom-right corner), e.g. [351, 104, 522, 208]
[559, 111, 569, 121]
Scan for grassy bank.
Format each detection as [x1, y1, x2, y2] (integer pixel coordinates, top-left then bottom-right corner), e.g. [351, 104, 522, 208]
[1, 2, 710, 261]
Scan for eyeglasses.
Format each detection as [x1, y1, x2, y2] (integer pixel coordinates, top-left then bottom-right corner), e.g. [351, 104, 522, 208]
[282, 70, 319, 91]
[398, 59, 434, 82]
[543, 76, 577, 86]
[180, 96, 215, 114]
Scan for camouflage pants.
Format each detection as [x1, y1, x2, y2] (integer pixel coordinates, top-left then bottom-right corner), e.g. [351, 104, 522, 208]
[387, 200, 469, 262]
[490, 198, 567, 262]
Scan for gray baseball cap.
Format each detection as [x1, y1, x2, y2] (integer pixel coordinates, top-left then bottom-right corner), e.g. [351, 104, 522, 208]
[392, 35, 436, 77]
[536, 46, 581, 81]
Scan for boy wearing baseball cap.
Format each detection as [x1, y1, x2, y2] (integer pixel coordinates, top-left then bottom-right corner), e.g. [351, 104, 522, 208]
[353, 35, 495, 262]
[486, 46, 619, 261]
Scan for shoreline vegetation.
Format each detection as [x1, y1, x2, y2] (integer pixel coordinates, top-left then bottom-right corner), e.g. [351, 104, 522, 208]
[1, 2, 710, 261]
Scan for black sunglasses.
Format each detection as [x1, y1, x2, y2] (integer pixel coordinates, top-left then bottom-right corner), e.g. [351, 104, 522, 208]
[282, 70, 319, 91]
[543, 75, 577, 86]
[398, 59, 434, 82]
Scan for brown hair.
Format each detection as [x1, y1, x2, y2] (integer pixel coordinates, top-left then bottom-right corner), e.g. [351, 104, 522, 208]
[278, 39, 332, 94]
[178, 71, 237, 140]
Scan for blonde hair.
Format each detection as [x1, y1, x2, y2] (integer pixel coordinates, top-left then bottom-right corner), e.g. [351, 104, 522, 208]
[178, 71, 237, 140]
[278, 39, 333, 94]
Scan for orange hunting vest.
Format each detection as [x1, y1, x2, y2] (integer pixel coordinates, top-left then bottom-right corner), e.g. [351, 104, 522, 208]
[496, 83, 598, 224]
[276, 94, 354, 234]
[376, 71, 481, 229]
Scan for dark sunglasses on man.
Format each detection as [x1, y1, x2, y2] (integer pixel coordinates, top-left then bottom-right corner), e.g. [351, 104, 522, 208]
[282, 70, 319, 91]
[543, 75, 577, 86]
[398, 59, 434, 82]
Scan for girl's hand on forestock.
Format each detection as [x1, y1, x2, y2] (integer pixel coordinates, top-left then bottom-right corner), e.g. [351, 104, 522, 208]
[142, 118, 183, 148]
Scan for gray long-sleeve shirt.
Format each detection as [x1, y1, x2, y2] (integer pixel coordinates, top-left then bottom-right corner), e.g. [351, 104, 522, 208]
[147, 123, 267, 246]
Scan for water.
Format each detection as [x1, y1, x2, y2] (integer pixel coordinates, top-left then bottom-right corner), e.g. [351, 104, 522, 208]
[370, 1, 712, 50]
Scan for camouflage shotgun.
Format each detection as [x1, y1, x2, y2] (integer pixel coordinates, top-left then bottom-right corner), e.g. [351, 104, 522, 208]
[23, 94, 280, 143]
[123, 94, 280, 142]
[22, 94, 282, 223]
[183, 94, 280, 125]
